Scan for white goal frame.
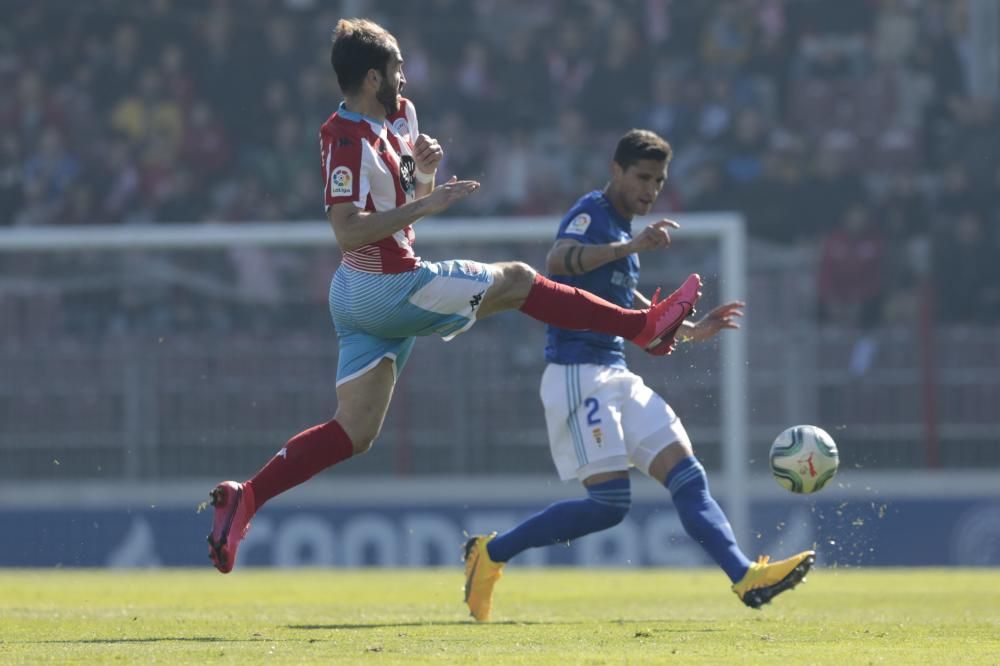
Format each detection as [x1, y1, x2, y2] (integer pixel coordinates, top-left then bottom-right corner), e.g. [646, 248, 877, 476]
[0, 213, 749, 545]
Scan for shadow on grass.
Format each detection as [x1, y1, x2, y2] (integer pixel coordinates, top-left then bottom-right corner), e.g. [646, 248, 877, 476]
[13, 637, 318, 645]
[289, 620, 586, 630]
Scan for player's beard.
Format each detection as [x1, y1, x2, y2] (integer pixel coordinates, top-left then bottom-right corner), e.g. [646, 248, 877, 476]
[377, 77, 400, 116]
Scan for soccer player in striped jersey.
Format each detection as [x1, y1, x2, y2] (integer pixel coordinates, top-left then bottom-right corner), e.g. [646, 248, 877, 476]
[206, 20, 701, 574]
[463, 130, 815, 621]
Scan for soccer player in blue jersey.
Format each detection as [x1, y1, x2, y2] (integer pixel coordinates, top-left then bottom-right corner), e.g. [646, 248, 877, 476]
[205, 20, 701, 574]
[463, 129, 815, 621]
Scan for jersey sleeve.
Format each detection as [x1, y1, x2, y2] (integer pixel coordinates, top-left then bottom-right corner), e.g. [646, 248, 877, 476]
[556, 206, 607, 245]
[321, 127, 369, 211]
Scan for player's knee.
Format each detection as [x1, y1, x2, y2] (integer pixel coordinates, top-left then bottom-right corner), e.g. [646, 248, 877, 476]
[585, 479, 632, 528]
[596, 500, 630, 528]
[339, 421, 380, 456]
[351, 435, 376, 456]
[505, 261, 537, 289]
[334, 408, 386, 456]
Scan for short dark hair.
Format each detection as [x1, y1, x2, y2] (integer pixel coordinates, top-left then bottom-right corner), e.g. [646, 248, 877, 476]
[613, 129, 673, 171]
[330, 18, 398, 95]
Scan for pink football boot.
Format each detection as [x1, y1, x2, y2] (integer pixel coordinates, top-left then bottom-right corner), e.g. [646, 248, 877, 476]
[631, 273, 702, 353]
[206, 481, 256, 574]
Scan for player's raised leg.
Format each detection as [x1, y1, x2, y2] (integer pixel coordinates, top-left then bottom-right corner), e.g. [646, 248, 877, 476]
[207, 357, 396, 573]
[476, 260, 701, 351]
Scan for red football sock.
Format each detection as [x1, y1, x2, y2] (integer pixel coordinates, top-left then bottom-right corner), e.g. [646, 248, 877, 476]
[519, 274, 645, 338]
[246, 418, 354, 511]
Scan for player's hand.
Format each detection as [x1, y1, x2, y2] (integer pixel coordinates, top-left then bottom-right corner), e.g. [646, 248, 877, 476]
[422, 175, 479, 215]
[628, 219, 679, 254]
[413, 133, 443, 175]
[686, 301, 745, 342]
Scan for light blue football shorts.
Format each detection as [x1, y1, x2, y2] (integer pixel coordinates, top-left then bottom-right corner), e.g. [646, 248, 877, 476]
[329, 259, 495, 385]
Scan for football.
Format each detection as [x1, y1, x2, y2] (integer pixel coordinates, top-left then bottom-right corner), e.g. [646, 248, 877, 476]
[770, 425, 840, 494]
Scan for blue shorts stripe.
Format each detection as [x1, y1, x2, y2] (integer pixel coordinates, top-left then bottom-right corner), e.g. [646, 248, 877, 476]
[575, 366, 591, 465]
[565, 365, 586, 467]
[564, 366, 580, 465]
[572, 365, 590, 466]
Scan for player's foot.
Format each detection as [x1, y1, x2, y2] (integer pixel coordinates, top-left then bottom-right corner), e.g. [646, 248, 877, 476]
[206, 480, 256, 574]
[732, 550, 815, 609]
[631, 273, 702, 354]
[463, 532, 505, 622]
[644, 286, 685, 355]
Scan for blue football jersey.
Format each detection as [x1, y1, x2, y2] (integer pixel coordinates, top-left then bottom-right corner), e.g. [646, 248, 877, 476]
[545, 191, 639, 367]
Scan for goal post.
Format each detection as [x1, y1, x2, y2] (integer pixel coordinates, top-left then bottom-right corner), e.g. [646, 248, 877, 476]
[0, 213, 749, 546]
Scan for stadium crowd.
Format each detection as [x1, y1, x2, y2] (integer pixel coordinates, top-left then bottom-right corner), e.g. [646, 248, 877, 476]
[2, 0, 999, 328]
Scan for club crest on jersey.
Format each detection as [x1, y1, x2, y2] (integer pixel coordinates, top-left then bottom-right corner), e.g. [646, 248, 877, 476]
[566, 213, 592, 235]
[392, 117, 410, 139]
[399, 155, 416, 194]
[330, 166, 352, 197]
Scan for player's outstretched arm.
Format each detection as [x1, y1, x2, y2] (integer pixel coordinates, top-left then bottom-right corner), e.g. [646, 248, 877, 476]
[546, 238, 629, 276]
[327, 176, 479, 250]
[679, 300, 745, 343]
[546, 219, 680, 277]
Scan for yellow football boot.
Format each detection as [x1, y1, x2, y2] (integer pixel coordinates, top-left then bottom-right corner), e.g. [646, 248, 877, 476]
[732, 550, 815, 608]
[463, 532, 505, 622]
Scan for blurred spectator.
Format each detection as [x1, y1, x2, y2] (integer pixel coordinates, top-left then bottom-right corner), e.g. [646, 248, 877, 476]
[455, 43, 494, 123]
[936, 163, 981, 216]
[110, 69, 183, 158]
[800, 144, 867, 238]
[879, 174, 930, 325]
[817, 204, 886, 328]
[737, 147, 811, 245]
[0, 135, 25, 224]
[701, 0, 755, 71]
[181, 102, 231, 185]
[580, 17, 644, 130]
[0, 0, 995, 332]
[18, 128, 79, 225]
[722, 107, 768, 185]
[933, 211, 1000, 324]
[22, 128, 78, 200]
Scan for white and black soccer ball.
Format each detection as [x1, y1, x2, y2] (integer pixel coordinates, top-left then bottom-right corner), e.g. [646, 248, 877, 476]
[769, 425, 840, 494]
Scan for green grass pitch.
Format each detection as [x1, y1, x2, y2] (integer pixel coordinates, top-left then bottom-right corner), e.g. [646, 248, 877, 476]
[2, 568, 998, 664]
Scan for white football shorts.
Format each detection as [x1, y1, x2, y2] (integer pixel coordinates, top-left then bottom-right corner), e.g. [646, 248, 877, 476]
[540, 363, 692, 481]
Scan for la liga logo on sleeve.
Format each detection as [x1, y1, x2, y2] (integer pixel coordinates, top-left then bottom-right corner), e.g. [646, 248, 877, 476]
[330, 166, 353, 197]
[566, 213, 591, 235]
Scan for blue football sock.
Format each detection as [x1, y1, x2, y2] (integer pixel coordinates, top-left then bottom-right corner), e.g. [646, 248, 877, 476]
[486, 478, 631, 563]
[665, 456, 752, 583]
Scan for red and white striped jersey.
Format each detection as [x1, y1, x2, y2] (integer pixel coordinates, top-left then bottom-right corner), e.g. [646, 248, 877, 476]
[320, 98, 421, 273]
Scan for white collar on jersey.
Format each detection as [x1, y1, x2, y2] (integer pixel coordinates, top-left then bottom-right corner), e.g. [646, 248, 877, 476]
[337, 101, 387, 134]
